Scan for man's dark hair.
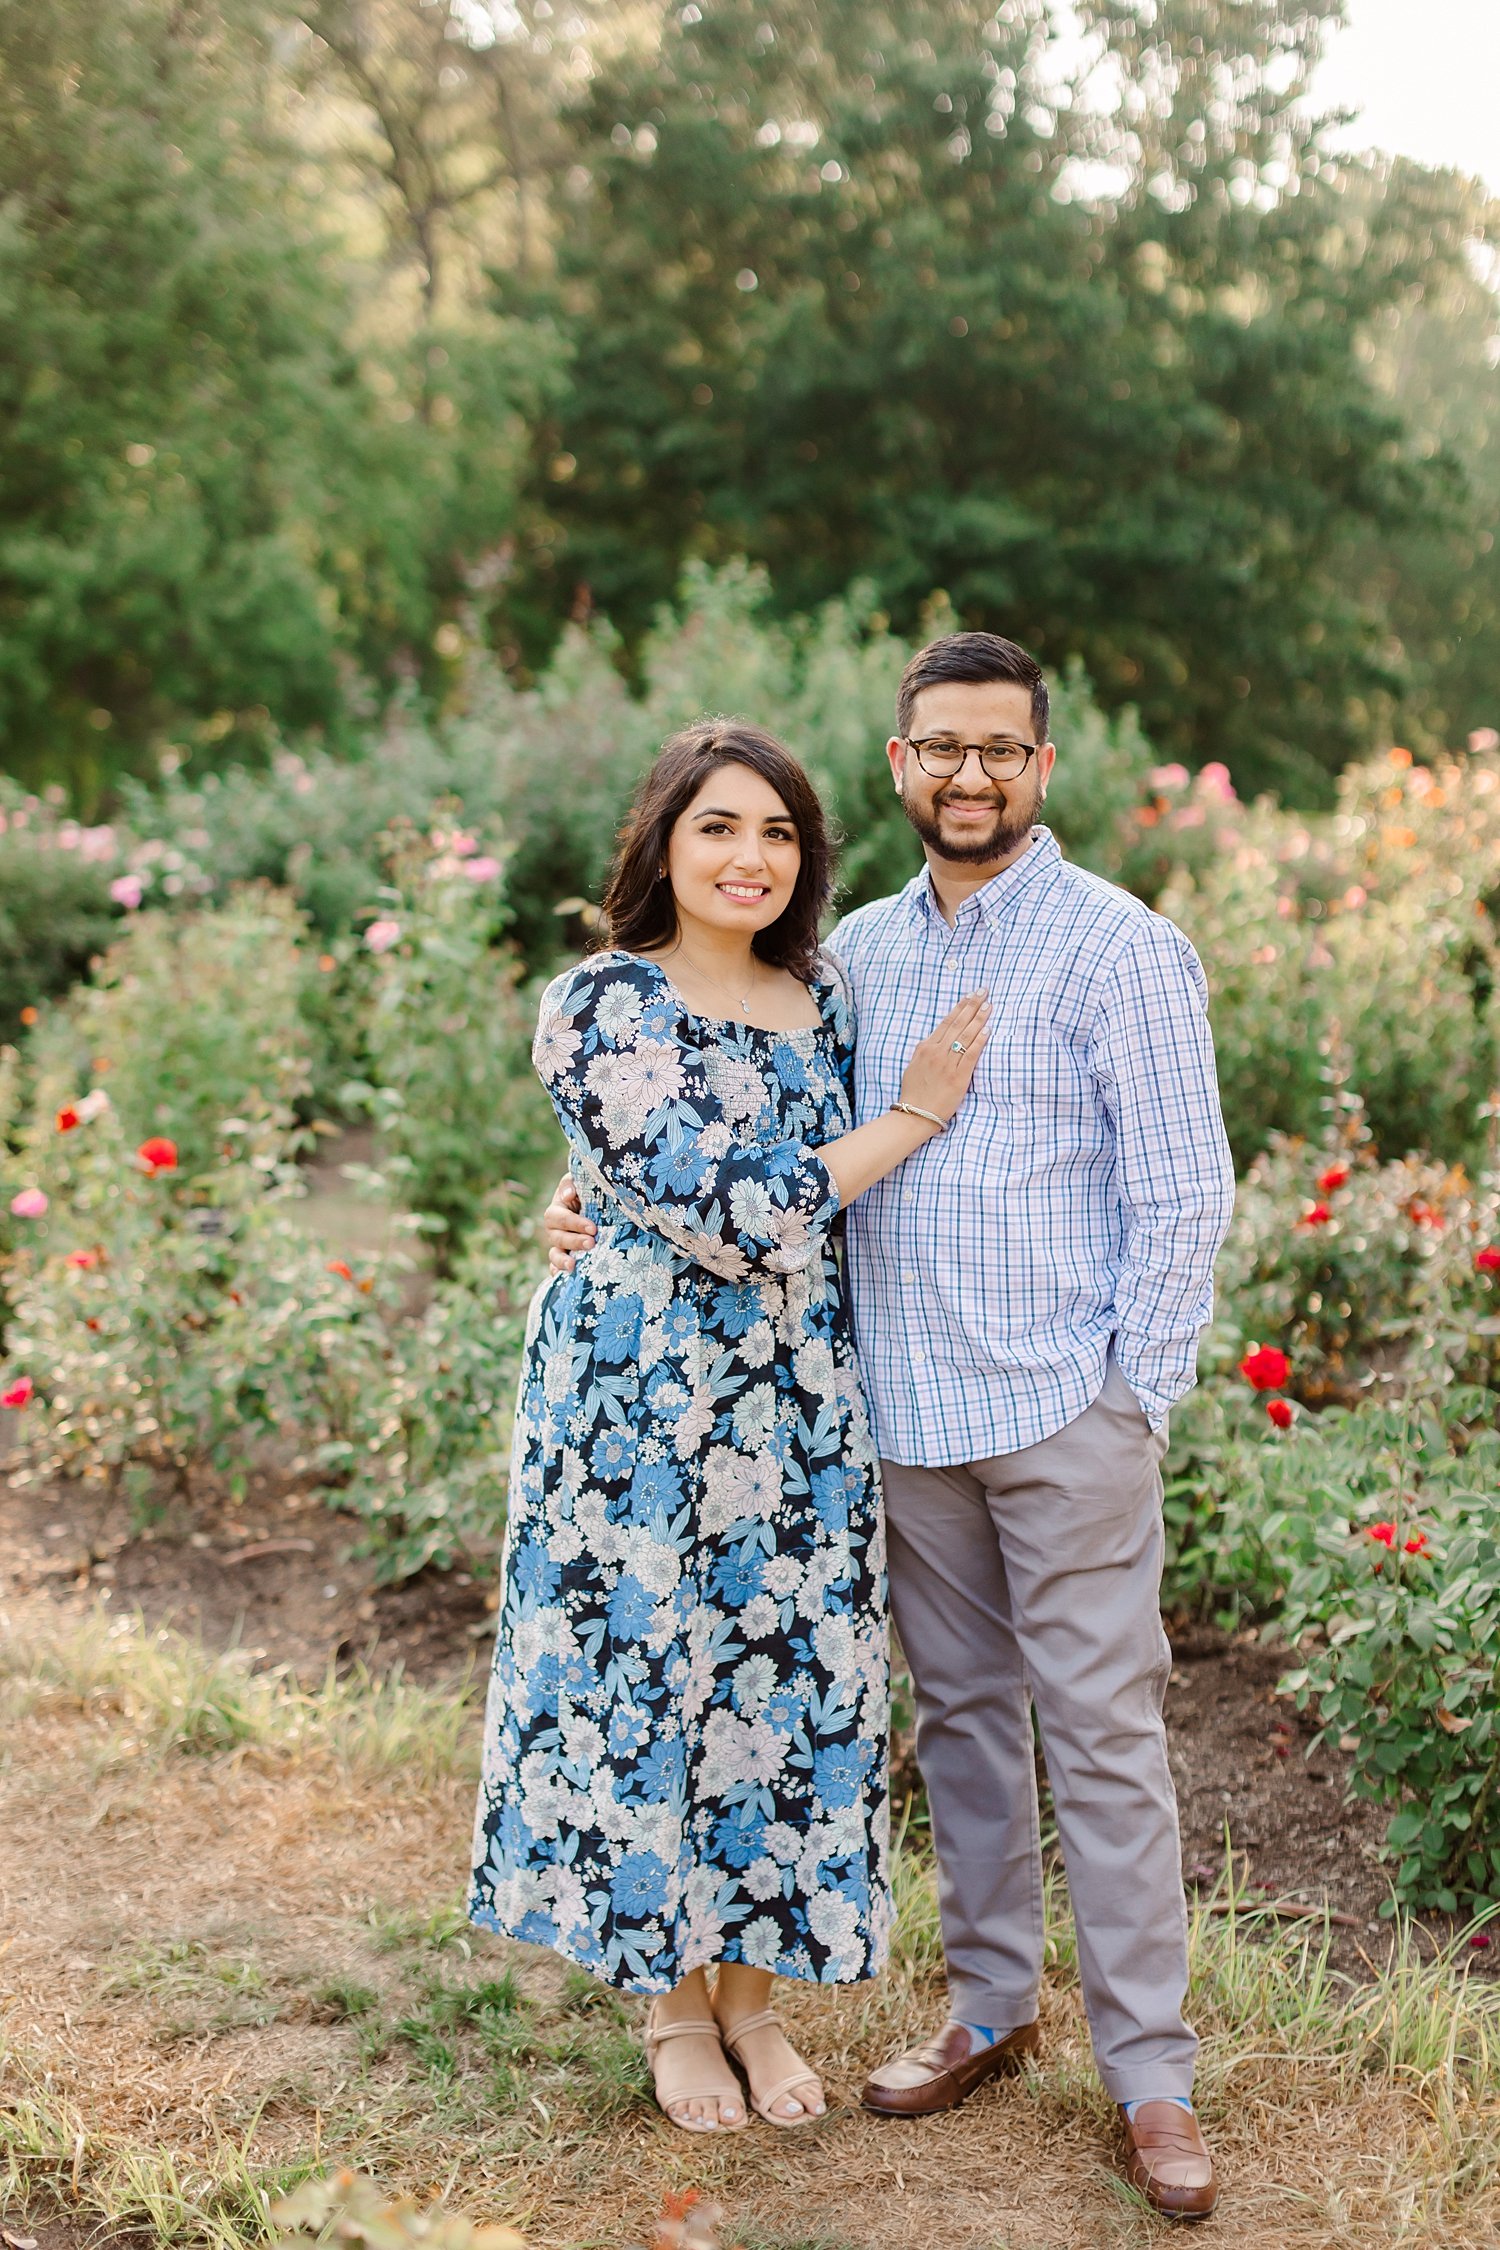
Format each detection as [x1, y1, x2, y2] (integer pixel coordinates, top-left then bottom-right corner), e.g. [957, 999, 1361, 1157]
[896, 631, 1050, 744]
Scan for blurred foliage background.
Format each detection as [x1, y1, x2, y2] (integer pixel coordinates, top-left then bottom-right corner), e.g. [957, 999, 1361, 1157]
[1, 0, 1496, 813]
[5, 0, 1500, 1912]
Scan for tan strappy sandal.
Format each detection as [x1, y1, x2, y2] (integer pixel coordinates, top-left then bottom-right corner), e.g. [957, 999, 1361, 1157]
[717, 2005, 825, 2128]
[644, 2001, 748, 2133]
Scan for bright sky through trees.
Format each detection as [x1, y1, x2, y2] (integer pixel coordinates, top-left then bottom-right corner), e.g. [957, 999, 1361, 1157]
[1313, 0, 1500, 191]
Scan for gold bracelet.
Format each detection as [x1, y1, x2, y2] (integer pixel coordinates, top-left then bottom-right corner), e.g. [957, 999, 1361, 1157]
[890, 1100, 947, 1132]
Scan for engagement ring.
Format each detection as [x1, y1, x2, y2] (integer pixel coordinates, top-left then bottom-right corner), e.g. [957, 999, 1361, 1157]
[951, 1039, 967, 1054]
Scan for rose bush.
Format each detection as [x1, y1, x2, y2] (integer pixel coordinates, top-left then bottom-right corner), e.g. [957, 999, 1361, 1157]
[329, 1197, 539, 1582]
[1163, 1116, 1500, 1914]
[15, 888, 317, 1182]
[340, 824, 559, 1260]
[0, 1045, 535, 1573]
[0, 787, 123, 1035]
[1160, 738, 1500, 1171]
[1164, 1368, 1500, 1915]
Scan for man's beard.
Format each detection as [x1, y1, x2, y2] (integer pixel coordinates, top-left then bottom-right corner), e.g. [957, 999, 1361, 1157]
[898, 776, 1042, 867]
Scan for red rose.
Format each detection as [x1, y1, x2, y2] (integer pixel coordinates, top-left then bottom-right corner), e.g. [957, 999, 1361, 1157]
[1317, 1163, 1350, 1193]
[1409, 1201, 1442, 1229]
[55, 1104, 80, 1133]
[1239, 1346, 1291, 1391]
[327, 1259, 354, 1281]
[1297, 1203, 1332, 1229]
[2, 1375, 34, 1408]
[1475, 1248, 1500, 1274]
[136, 1136, 178, 1174]
[84, 1317, 101, 1332]
[1404, 1532, 1428, 1556]
[1266, 1397, 1294, 1429]
[1367, 1523, 1396, 1547]
[65, 1249, 98, 1270]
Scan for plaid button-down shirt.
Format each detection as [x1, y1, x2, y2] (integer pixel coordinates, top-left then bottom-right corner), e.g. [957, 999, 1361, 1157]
[827, 827, 1235, 1466]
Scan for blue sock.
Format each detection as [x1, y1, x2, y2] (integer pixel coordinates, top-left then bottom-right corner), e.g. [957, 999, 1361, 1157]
[1122, 2095, 1194, 2118]
[958, 2022, 998, 2050]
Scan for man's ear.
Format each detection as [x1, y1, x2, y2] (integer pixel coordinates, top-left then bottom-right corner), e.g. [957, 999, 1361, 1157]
[1037, 741, 1057, 799]
[885, 735, 907, 795]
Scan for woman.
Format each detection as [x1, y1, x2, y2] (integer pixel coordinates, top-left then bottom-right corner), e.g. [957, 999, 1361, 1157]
[468, 720, 988, 2133]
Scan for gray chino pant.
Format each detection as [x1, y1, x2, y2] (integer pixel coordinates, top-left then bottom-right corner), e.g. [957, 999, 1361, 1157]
[880, 1354, 1196, 2104]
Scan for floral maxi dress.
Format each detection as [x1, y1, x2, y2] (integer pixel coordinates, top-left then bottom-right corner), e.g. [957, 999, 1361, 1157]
[469, 951, 891, 1992]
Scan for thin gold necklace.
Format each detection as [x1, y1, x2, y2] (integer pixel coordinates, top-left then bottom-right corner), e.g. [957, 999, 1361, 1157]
[670, 940, 758, 1017]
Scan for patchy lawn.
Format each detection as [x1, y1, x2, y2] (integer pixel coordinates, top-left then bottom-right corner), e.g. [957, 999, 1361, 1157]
[2, 1598, 1498, 2250]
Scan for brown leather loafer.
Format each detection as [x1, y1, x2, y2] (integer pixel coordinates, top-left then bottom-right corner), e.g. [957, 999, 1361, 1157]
[860, 2019, 1040, 2117]
[1118, 2101, 1218, 2221]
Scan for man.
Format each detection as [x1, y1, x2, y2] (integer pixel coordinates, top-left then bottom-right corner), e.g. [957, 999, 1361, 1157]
[543, 633, 1235, 2220]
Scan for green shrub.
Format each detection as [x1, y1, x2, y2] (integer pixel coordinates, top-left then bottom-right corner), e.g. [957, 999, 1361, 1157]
[27, 890, 316, 1180]
[1208, 1133, 1493, 1401]
[329, 1200, 539, 1583]
[1164, 1368, 1500, 1915]
[120, 562, 1164, 966]
[0, 1058, 394, 1487]
[1278, 1410, 1500, 1918]
[0, 792, 123, 1031]
[2, 1017, 538, 1577]
[1162, 741, 1500, 1171]
[342, 827, 559, 1258]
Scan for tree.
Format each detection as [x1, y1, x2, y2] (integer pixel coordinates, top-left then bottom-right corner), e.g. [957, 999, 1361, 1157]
[277, 0, 616, 323]
[1345, 160, 1500, 751]
[498, 0, 1466, 796]
[0, 0, 553, 795]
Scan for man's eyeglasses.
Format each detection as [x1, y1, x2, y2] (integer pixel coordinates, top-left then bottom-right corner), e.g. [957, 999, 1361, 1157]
[903, 736, 1040, 782]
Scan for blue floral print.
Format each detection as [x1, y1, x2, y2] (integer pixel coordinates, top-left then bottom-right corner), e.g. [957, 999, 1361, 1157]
[469, 951, 891, 1992]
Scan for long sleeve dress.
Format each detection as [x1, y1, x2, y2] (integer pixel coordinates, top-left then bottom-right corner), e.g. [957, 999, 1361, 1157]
[468, 950, 891, 1993]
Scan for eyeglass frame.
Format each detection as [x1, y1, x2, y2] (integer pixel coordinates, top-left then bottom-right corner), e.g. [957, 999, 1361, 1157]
[901, 734, 1043, 783]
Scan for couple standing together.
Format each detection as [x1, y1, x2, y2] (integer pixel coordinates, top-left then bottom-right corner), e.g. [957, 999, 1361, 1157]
[468, 632, 1236, 2221]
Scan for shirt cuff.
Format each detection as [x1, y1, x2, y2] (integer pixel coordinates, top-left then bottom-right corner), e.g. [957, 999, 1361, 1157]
[1114, 1343, 1198, 1431]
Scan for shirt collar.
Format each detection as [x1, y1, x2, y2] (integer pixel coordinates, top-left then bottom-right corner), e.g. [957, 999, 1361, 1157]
[905, 827, 1061, 933]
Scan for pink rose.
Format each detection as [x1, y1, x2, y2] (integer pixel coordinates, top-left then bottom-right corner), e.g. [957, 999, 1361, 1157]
[462, 856, 503, 882]
[364, 918, 402, 954]
[109, 874, 144, 909]
[9, 1188, 47, 1218]
[1196, 761, 1238, 803]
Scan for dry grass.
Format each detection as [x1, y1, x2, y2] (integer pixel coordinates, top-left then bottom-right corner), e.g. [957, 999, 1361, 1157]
[2, 1606, 1499, 2250]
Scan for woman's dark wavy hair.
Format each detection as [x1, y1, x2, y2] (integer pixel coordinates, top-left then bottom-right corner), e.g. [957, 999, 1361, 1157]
[599, 719, 835, 983]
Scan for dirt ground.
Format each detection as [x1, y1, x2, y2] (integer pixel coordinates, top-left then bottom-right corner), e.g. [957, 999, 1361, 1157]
[0, 1460, 1393, 1929]
[4, 1465, 1494, 2250]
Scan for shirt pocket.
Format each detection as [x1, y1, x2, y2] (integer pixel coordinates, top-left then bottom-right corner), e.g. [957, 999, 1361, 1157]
[973, 1030, 1098, 1161]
